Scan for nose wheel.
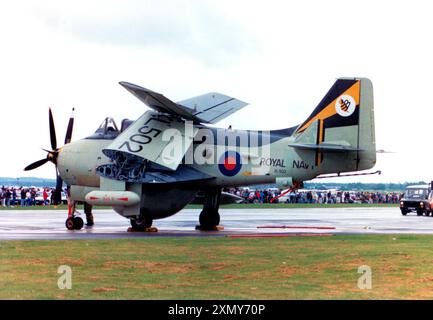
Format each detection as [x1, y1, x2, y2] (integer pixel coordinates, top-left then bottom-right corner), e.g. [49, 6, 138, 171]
[65, 216, 84, 230]
[65, 199, 84, 230]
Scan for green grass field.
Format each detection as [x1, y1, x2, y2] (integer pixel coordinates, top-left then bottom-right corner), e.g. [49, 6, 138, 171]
[1, 234, 432, 300]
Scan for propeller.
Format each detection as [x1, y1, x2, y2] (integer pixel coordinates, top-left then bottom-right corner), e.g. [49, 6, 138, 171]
[24, 108, 75, 204]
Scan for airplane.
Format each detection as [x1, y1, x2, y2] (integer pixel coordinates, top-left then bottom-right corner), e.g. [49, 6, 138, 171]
[24, 77, 376, 231]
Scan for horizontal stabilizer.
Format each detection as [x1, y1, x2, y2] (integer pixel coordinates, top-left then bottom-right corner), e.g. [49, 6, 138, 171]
[288, 143, 363, 153]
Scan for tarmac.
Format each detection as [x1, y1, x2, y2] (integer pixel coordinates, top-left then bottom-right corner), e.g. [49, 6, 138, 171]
[1, 206, 433, 240]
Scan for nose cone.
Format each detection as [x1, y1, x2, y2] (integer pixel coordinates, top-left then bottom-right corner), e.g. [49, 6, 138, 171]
[55, 139, 111, 188]
[56, 143, 75, 185]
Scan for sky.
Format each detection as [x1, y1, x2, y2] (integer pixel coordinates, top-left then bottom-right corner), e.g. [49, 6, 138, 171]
[0, 0, 431, 183]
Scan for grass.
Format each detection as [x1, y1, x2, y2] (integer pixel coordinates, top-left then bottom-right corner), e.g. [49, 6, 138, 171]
[0, 203, 398, 211]
[1, 235, 433, 299]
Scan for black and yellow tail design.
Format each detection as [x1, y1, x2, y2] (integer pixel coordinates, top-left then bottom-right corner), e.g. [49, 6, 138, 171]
[296, 79, 360, 135]
[290, 78, 375, 172]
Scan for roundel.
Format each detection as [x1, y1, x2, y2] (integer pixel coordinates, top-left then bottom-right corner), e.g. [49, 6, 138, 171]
[335, 94, 356, 117]
[218, 151, 242, 176]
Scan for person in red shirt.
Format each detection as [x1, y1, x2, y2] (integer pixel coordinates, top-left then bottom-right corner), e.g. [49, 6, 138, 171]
[43, 189, 48, 206]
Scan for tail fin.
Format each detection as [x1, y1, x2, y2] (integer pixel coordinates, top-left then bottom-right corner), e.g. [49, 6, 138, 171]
[290, 78, 376, 172]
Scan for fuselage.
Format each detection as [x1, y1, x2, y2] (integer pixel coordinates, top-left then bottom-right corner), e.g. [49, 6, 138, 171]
[57, 124, 330, 193]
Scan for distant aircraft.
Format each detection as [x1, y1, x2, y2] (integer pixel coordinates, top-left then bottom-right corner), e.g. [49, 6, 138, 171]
[25, 77, 376, 231]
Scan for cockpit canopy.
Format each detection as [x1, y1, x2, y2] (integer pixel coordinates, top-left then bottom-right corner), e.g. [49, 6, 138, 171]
[86, 117, 134, 140]
[95, 117, 119, 135]
[85, 117, 120, 140]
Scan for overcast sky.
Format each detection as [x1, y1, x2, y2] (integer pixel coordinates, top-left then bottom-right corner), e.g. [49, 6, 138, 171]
[0, 0, 431, 183]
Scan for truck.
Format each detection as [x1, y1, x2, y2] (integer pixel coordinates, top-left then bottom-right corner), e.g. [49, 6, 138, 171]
[400, 184, 431, 216]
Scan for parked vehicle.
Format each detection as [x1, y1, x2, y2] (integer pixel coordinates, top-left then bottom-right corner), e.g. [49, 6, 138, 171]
[400, 185, 431, 216]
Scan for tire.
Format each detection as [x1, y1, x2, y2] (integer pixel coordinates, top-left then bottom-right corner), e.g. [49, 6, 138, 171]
[73, 217, 84, 230]
[129, 219, 144, 231]
[199, 209, 220, 227]
[130, 219, 153, 230]
[417, 211, 424, 216]
[130, 209, 153, 230]
[401, 210, 408, 216]
[65, 217, 75, 230]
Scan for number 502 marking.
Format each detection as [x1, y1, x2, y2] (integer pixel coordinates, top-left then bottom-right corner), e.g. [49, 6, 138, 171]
[118, 126, 162, 153]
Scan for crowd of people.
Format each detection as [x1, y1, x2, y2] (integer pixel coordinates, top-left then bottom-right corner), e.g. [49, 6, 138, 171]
[224, 187, 403, 204]
[1, 185, 403, 208]
[0, 187, 61, 207]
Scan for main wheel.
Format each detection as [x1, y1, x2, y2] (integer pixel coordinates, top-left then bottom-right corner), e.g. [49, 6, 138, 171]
[130, 218, 153, 230]
[417, 211, 423, 216]
[130, 209, 153, 231]
[401, 210, 408, 216]
[199, 209, 220, 227]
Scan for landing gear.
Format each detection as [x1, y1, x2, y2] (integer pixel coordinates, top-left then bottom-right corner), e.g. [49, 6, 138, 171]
[65, 198, 84, 230]
[84, 202, 94, 226]
[197, 188, 222, 230]
[129, 208, 157, 232]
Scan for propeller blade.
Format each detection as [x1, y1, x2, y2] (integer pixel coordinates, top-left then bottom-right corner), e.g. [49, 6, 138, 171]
[52, 172, 63, 205]
[49, 108, 57, 151]
[64, 108, 75, 144]
[24, 158, 49, 171]
[55, 174, 63, 192]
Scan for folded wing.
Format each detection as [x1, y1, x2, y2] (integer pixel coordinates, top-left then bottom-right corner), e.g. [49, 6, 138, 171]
[102, 82, 248, 173]
[103, 111, 197, 171]
[119, 81, 248, 124]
